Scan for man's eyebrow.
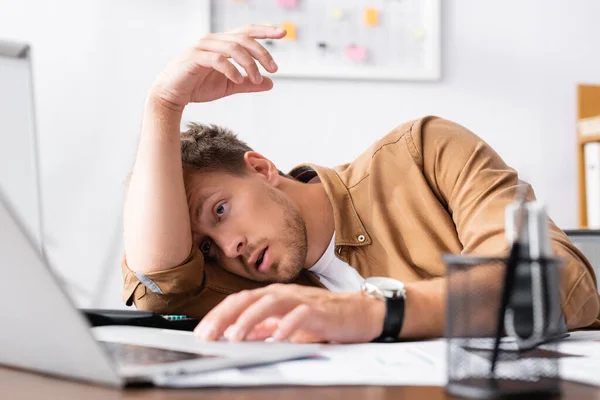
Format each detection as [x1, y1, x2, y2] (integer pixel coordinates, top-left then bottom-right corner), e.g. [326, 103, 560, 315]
[196, 195, 209, 217]
[196, 192, 217, 217]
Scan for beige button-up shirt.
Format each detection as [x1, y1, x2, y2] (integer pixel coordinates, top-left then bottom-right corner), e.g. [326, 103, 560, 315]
[122, 116, 600, 329]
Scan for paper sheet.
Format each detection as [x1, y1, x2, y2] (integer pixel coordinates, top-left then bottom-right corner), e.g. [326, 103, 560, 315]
[554, 331, 600, 387]
[154, 340, 448, 387]
[154, 331, 600, 388]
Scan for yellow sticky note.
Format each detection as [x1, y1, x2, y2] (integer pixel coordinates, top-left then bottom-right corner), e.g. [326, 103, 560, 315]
[332, 7, 344, 20]
[364, 8, 378, 27]
[282, 22, 297, 40]
[414, 29, 426, 40]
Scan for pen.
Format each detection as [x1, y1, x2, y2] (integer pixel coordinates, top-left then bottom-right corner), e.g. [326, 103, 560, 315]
[490, 185, 528, 375]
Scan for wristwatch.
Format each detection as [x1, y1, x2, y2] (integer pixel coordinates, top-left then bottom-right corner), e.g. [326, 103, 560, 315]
[361, 277, 406, 342]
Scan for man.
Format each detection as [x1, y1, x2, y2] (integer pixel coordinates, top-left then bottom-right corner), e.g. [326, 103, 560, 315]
[122, 25, 600, 344]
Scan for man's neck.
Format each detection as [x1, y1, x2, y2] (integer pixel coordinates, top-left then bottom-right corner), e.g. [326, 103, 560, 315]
[285, 178, 335, 269]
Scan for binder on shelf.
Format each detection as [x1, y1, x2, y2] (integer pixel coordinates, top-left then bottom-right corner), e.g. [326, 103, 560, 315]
[584, 142, 600, 229]
[578, 116, 600, 137]
[577, 84, 600, 228]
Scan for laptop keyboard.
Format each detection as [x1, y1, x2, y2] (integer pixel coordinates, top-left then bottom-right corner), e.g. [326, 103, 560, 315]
[99, 341, 217, 367]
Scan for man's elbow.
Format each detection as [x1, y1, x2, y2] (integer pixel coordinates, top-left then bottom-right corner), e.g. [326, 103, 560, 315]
[563, 270, 600, 330]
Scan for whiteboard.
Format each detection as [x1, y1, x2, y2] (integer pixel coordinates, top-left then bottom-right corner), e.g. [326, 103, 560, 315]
[209, 0, 441, 81]
[0, 40, 43, 251]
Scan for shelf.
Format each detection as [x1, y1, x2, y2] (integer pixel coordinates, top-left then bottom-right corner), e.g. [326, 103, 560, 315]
[578, 134, 600, 144]
[577, 84, 600, 228]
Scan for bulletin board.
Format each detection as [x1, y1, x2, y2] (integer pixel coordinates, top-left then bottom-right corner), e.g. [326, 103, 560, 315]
[208, 0, 441, 81]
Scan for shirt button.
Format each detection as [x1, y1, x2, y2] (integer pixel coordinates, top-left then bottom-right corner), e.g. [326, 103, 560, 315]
[357, 235, 366, 242]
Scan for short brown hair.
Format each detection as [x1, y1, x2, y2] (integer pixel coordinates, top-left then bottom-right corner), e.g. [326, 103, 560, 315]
[180, 123, 253, 175]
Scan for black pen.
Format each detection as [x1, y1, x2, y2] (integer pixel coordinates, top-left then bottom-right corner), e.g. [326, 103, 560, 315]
[490, 185, 527, 375]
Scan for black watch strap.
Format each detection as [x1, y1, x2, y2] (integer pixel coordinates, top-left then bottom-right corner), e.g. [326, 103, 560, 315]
[373, 296, 405, 343]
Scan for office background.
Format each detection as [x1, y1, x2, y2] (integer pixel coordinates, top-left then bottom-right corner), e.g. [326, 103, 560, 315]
[0, 0, 599, 308]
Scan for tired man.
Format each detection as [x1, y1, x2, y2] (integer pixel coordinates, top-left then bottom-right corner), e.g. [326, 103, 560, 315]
[122, 25, 600, 343]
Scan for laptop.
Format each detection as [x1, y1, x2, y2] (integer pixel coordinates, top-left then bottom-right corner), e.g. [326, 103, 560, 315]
[0, 39, 319, 387]
[564, 230, 600, 292]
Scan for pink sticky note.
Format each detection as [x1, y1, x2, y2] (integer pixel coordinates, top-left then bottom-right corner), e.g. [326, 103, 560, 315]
[345, 45, 367, 62]
[277, 0, 298, 8]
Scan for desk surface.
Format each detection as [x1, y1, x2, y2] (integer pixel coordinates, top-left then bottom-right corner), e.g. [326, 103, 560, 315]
[2, 367, 600, 400]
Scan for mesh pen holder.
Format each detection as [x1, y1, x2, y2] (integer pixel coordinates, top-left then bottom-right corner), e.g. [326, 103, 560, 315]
[443, 254, 564, 399]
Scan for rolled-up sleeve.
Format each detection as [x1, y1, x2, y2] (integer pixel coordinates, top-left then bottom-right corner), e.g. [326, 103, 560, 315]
[121, 246, 206, 313]
[121, 245, 319, 319]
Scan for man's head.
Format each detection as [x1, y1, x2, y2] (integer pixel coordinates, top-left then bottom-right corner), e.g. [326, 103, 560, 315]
[181, 123, 308, 283]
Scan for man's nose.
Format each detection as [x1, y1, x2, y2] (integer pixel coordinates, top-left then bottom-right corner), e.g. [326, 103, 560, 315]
[218, 234, 247, 259]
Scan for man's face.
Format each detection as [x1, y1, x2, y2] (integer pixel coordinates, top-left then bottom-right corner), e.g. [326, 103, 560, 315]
[185, 168, 308, 283]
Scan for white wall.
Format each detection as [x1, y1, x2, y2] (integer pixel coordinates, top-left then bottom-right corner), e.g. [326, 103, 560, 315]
[1, 0, 599, 308]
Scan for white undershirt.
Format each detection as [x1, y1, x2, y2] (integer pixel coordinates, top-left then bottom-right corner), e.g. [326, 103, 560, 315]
[308, 234, 365, 292]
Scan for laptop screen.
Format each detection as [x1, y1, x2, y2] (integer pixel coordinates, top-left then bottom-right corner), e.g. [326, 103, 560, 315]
[565, 230, 600, 292]
[0, 40, 43, 252]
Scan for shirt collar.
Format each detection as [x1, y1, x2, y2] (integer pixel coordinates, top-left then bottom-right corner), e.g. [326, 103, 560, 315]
[289, 164, 372, 248]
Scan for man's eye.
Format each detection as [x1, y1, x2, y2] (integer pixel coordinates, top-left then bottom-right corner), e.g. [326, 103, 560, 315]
[215, 203, 227, 217]
[200, 240, 212, 256]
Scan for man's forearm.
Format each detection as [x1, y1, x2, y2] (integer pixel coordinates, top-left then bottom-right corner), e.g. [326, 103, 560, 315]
[123, 93, 192, 273]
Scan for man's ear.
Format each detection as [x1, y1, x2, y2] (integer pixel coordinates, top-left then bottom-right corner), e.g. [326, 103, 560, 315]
[243, 151, 281, 186]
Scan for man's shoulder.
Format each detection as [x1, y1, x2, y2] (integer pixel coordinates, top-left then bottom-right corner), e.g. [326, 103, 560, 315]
[290, 116, 464, 190]
[330, 116, 442, 188]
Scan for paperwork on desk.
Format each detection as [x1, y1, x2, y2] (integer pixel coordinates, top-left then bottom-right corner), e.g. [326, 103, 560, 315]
[154, 340, 447, 387]
[551, 330, 600, 387]
[154, 330, 600, 388]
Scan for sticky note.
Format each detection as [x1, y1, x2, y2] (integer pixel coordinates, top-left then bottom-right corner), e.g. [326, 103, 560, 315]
[364, 8, 379, 27]
[345, 45, 367, 62]
[277, 0, 298, 9]
[282, 22, 297, 40]
[414, 29, 426, 40]
[332, 7, 344, 20]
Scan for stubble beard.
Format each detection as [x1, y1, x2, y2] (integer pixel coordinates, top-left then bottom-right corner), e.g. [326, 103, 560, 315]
[266, 187, 308, 283]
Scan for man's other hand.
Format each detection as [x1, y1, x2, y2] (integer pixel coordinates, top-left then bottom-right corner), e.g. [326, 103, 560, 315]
[194, 284, 386, 344]
[150, 24, 285, 112]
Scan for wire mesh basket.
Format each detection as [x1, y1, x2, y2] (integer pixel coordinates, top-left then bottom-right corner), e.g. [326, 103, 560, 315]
[443, 254, 565, 399]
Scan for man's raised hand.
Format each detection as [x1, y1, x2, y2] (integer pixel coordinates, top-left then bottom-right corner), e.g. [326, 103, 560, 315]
[150, 24, 285, 111]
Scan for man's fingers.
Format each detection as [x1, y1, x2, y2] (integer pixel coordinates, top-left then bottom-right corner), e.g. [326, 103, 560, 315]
[245, 317, 281, 341]
[187, 50, 243, 84]
[194, 289, 264, 340]
[230, 24, 287, 40]
[205, 33, 278, 74]
[227, 76, 274, 96]
[225, 293, 295, 342]
[193, 39, 262, 84]
[272, 304, 313, 342]
[289, 329, 324, 344]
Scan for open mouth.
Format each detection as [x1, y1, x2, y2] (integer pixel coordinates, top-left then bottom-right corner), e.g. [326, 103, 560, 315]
[256, 248, 267, 270]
